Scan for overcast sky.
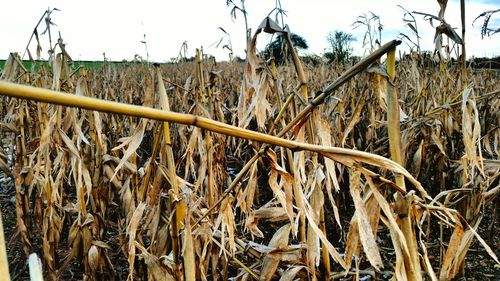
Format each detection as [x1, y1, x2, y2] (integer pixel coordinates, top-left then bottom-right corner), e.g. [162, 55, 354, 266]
[1, 0, 499, 62]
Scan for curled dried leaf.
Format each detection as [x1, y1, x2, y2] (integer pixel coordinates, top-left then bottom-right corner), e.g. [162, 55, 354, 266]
[88, 245, 99, 272]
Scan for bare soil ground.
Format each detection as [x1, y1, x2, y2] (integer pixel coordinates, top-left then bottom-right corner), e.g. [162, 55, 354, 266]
[2, 174, 498, 280]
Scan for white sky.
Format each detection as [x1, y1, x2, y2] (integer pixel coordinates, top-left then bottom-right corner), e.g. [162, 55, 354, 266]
[1, 0, 499, 62]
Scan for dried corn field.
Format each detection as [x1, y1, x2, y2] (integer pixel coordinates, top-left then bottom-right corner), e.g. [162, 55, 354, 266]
[0, 17, 499, 281]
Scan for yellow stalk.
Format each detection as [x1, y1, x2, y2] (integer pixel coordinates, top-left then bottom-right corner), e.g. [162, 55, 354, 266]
[196, 49, 207, 103]
[272, 92, 295, 131]
[155, 66, 184, 280]
[196, 50, 215, 210]
[0, 210, 11, 281]
[254, 40, 400, 162]
[386, 47, 405, 189]
[129, 116, 140, 199]
[319, 206, 331, 278]
[284, 29, 308, 100]
[0, 80, 425, 196]
[205, 119, 214, 209]
[19, 105, 28, 166]
[183, 211, 196, 281]
[269, 52, 308, 244]
[279, 40, 401, 141]
[196, 41, 405, 225]
[395, 193, 422, 281]
[386, 48, 422, 281]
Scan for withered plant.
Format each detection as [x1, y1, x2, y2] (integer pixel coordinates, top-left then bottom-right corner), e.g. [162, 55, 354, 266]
[0, 7, 499, 281]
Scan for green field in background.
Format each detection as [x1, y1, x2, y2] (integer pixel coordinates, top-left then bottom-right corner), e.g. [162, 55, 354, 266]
[0, 60, 144, 71]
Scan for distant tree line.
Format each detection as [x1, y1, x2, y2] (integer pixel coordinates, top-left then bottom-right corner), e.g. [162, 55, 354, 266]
[262, 30, 358, 66]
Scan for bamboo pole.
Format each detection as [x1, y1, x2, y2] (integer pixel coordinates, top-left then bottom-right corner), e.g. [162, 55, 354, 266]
[0, 80, 425, 195]
[194, 40, 403, 224]
[280, 40, 401, 138]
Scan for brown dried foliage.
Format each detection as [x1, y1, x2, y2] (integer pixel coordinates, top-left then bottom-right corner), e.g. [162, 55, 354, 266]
[0, 19, 499, 281]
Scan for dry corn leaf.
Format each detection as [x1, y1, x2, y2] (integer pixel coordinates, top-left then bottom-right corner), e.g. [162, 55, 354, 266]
[245, 212, 264, 238]
[182, 127, 202, 181]
[293, 113, 310, 138]
[256, 17, 284, 34]
[266, 148, 289, 176]
[307, 183, 323, 275]
[279, 266, 305, 281]
[239, 161, 258, 213]
[268, 171, 294, 225]
[2, 26, 499, 281]
[349, 169, 383, 270]
[461, 87, 484, 173]
[103, 154, 137, 173]
[254, 206, 289, 222]
[340, 96, 366, 147]
[183, 213, 196, 281]
[440, 222, 465, 280]
[92, 240, 111, 250]
[363, 172, 412, 265]
[419, 239, 438, 281]
[441, 216, 499, 281]
[214, 196, 236, 254]
[294, 124, 307, 183]
[120, 177, 134, 224]
[127, 202, 146, 280]
[237, 19, 273, 130]
[315, 115, 342, 230]
[111, 120, 146, 181]
[93, 111, 106, 153]
[321, 149, 431, 199]
[465, 221, 499, 264]
[260, 224, 291, 281]
[344, 217, 360, 269]
[0, 53, 19, 81]
[383, 216, 408, 281]
[266, 148, 294, 225]
[51, 53, 62, 91]
[295, 179, 347, 268]
[0, 120, 19, 133]
[88, 245, 99, 272]
[430, 131, 447, 156]
[317, 116, 340, 191]
[254, 77, 272, 130]
[135, 242, 175, 281]
[277, 245, 303, 262]
[411, 139, 424, 177]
